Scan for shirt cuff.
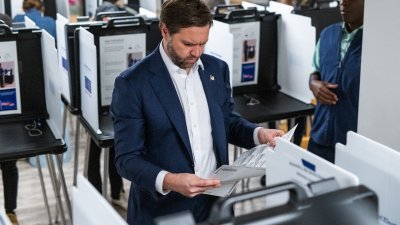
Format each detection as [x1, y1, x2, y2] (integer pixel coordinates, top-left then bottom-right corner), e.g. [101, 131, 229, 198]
[156, 170, 171, 195]
[253, 127, 262, 145]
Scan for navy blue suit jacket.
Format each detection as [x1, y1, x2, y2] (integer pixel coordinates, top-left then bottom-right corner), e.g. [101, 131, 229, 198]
[111, 47, 257, 225]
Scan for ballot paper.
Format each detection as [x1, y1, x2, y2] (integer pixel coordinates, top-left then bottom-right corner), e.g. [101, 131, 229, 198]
[204, 125, 298, 197]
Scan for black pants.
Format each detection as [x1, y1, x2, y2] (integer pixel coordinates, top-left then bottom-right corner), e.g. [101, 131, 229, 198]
[307, 138, 335, 163]
[1, 160, 18, 213]
[87, 139, 123, 199]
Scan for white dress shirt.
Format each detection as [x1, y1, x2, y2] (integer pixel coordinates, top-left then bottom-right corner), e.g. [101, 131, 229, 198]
[155, 43, 217, 194]
[155, 43, 262, 194]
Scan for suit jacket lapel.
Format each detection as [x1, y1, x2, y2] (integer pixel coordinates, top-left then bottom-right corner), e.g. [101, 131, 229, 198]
[148, 49, 194, 162]
[198, 65, 227, 166]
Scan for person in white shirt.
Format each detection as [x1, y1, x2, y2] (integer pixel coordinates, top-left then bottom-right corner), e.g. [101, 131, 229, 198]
[110, 0, 284, 224]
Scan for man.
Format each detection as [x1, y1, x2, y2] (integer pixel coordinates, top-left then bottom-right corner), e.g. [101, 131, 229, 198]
[110, 0, 284, 224]
[308, 0, 364, 163]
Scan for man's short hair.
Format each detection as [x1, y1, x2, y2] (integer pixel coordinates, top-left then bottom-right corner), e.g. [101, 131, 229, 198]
[159, 0, 213, 35]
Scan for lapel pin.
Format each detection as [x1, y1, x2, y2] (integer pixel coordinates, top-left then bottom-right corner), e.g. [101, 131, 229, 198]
[210, 74, 215, 81]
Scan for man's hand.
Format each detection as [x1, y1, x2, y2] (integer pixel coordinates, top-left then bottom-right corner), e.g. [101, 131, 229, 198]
[163, 173, 221, 198]
[309, 79, 338, 105]
[257, 128, 285, 147]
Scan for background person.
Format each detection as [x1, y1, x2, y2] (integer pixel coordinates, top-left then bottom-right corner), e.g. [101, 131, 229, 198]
[308, 0, 364, 163]
[13, 0, 56, 38]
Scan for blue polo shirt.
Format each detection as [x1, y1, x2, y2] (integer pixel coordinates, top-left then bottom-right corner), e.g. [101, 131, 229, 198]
[310, 23, 363, 147]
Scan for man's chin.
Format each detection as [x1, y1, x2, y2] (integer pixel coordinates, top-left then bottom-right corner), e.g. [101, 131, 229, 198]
[181, 62, 196, 69]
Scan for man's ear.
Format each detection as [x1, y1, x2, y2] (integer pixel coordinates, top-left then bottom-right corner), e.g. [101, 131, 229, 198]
[160, 23, 169, 39]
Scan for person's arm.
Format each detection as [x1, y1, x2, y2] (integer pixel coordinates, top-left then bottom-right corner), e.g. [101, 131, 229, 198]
[163, 173, 221, 198]
[309, 40, 338, 105]
[111, 75, 162, 192]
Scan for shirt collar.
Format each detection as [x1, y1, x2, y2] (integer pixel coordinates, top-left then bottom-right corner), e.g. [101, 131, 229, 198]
[159, 41, 204, 75]
[342, 22, 363, 35]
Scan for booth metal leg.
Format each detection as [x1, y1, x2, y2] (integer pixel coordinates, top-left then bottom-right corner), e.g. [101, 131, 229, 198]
[73, 117, 81, 186]
[62, 106, 67, 140]
[36, 156, 53, 225]
[83, 132, 90, 178]
[46, 155, 67, 225]
[102, 147, 110, 199]
[56, 154, 72, 220]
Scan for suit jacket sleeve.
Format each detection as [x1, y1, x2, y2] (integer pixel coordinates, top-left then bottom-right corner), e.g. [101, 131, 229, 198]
[110, 72, 162, 193]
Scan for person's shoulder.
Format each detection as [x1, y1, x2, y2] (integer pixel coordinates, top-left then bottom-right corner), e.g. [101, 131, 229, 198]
[322, 23, 342, 33]
[13, 14, 25, 22]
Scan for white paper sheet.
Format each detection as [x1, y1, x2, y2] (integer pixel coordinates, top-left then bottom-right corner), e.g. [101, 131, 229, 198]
[99, 33, 146, 107]
[204, 125, 298, 197]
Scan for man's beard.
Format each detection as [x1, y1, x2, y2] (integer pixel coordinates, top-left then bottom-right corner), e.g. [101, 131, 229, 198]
[167, 39, 197, 70]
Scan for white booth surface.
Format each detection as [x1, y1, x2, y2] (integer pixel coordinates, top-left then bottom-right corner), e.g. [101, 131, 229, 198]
[42, 30, 63, 139]
[79, 27, 100, 133]
[336, 131, 400, 225]
[267, 1, 315, 104]
[56, 13, 71, 104]
[265, 138, 358, 207]
[73, 175, 127, 225]
[358, 0, 400, 152]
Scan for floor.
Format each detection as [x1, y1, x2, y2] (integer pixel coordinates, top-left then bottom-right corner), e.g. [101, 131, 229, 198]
[0, 115, 310, 225]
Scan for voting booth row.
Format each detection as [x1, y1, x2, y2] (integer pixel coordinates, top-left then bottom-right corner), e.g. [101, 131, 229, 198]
[2, 1, 399, 225]
[0, 23, 71, 224]
[54, 13, 162, 201]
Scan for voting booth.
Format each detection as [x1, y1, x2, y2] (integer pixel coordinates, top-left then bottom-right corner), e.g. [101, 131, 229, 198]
[204, 137, 378, 225]
[57, 15, 105, 113]
[0, 25, 70, 224]
[73, 15, 161, 197]
[336, 132, 400, 225]
[77, 16, 161, 139]
[205, 182, 378, 225]
[207, 6, 280, 94]
[206, 4, 315, 142]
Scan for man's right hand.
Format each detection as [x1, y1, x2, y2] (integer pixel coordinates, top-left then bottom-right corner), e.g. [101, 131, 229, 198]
[163, 173, 221, 198]
[310, 79, 339, 105]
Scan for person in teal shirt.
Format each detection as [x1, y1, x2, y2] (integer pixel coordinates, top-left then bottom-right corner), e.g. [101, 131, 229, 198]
[308, 0, 364, 163]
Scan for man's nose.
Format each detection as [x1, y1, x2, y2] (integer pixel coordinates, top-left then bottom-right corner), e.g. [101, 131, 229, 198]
[191, 46, 202, 57]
